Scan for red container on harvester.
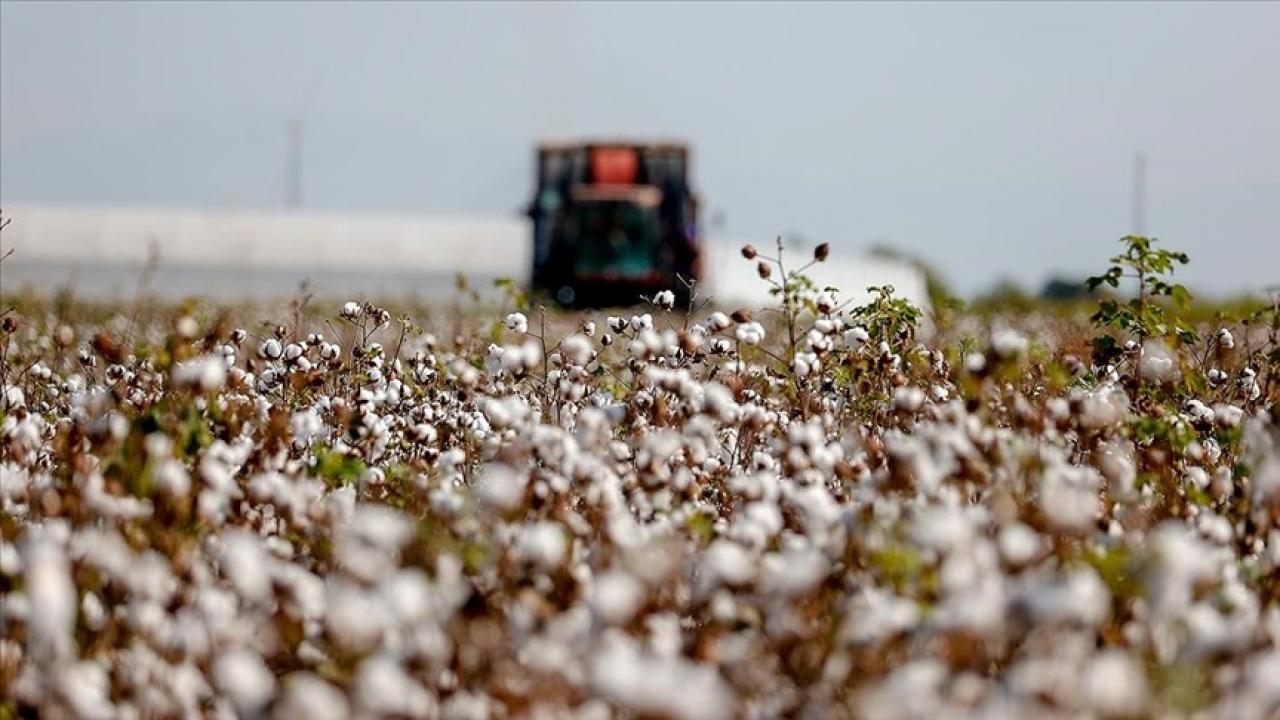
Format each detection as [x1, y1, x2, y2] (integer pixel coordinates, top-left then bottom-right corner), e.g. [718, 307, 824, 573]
[590, 147, 639, 186]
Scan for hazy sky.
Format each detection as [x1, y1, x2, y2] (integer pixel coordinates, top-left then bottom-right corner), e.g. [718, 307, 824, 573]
[2, 1, 1278, 295]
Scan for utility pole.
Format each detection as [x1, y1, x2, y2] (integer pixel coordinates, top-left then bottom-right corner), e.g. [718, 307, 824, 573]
[1131, 151, 1146, 236]
[286, 118, 304, 210]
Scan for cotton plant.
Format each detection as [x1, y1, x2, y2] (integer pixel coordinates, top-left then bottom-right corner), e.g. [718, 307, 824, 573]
[0, 238, 1278, 719]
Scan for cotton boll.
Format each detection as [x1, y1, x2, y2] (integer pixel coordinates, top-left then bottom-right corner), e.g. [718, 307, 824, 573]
[893, 386, 926, 413]
[590, 633, 734, 720]
[562, 334, 593, 366]
[991, 329, 1028, 359]
[505, 312, 529, 334]
[212, 649, 275, 716]
[997, 523, 1043, 566]
[56, 661, 115, 720]
[758, 547, 829, 597]
[1077, 386, 1129, 429]
[325, 583, 386, 653]
[220, 531, 272, 605]
[514, 522, 567, 570]
[259, 338, 283, 360]
[735, 322, 766, 345]
[22, 528, 76, 661]
[1139, 341, 1177, 384]
[275, 673, 350, 720]
[353, 656, 437, 718]
[698, 540, 756, 596]
[172, 355, 226, 392]
[1083, 650, 1148, 718]
[590, 571, 645, 625]
[476, 463, 526, 512]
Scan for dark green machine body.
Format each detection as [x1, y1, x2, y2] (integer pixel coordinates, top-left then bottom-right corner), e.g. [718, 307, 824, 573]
[527, 141, 701, 307]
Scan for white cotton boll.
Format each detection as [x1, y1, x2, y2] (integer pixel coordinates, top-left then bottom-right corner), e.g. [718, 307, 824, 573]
[275, 673, 350, 720]
[1139, 341, 1177, 383]
[1096, 439, 1137, 500]
[341, 301, 361, 319]
[22, 528, 76, 661]
[220, 531, 272, 605]
[632, 313, 654, 331]
[653, 290, 675, 309]
[172, 354, 226, 392]
[840, 588, 922, 646]
[259, 338, 283, 360]
[843, 325, 870, 348]
[911, 505, 975, 553]
[991, 329, 1028, 359]
[1015, 567, 1110, 627]
[1207, 367, 1228, 385]
[1214, 404, 1244, 428]
[735, 322, 765, 345]
[505, 312, 529, 334]
[291, 409, 324, 445]
[353, 656, 437, 718]
[56, 661, 115, 720]
[706, 312, 731, 331]
[758, 547, 829, 597]
[1185, 399, 1215, 425]
[212, 649, 276, 715]
[152, 459, 191, 498]
[703, 382, 739, 423]
[997, 523, 1043, 566]
[1078, 386, 1130, 429]
[521, 339, 542, 369]
[0, 541, 22, 578]
[892, 386, 925, 413]
[1039, 467, 1100, 532]
[175, 315, 199, 339]
[514, 522, 567, 570]
[1216, 327, 1235, 349]
[698, 540, 756, 595]
[642, 329, 666, 356]
[349, 505, 413, 552]
[590, 570, 645, 625]
[380, 569, 433, 625]
[562, 334, 593, 366]
[476, 463, 526, 512]
[590, 634, 734, 720]
[499, 344, 527, 375]
[1184, 466, 1209, 490]
[793, 352, 818, 378]
[325, 583, 386, 653]
[1196, 512, 1233, 545]
[1083, 650, 1149, 718]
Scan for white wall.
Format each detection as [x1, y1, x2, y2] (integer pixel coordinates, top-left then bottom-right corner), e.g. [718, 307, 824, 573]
[0, 203, 928, 310]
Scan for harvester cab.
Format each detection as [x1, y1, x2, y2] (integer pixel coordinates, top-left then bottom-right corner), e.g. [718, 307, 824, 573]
[527, 141, 701, 307]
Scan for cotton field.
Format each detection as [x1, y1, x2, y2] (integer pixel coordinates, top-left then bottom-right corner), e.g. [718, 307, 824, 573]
[2, 241, 1279, 719]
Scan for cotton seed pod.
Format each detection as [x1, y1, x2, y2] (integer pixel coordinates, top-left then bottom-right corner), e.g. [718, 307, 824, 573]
[741, 244, 758, 260]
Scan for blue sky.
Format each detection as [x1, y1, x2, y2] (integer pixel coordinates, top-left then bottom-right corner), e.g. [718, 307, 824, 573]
[2, 1, 1277, 295]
